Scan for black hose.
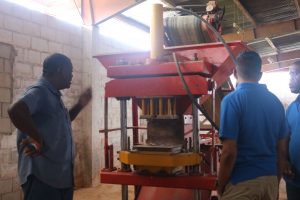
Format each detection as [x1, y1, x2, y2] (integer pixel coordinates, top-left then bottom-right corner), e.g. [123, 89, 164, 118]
[168, 7, 240, 130]
[173, 53, 219, 130]
[167, 7, 238, 66]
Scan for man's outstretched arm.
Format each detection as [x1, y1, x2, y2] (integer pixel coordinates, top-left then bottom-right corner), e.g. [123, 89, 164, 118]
[69, 88, 92, 121]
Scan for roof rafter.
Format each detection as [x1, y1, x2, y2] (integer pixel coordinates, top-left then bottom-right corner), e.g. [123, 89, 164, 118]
[159, 0, 175, 7]
[294, 0, 300, 18]
[115, 14, 150, 33]
[264, 37, 280, 54]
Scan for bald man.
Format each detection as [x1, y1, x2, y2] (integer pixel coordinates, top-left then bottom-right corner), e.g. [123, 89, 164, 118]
[285, 60, 300, 200]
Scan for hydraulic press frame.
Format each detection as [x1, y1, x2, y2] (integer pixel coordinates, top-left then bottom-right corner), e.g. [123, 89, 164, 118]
[95, 41, 248, 199]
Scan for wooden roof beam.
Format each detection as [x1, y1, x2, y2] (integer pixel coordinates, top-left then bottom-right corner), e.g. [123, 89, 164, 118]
[294, 0, 300, 18]
[262, 50, 300, 72]
[264, 37, 280, 54]
[223, 19, 300, 42]
[233, 0, 256, 27]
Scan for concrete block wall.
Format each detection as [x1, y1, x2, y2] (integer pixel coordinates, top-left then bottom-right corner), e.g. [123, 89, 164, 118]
[0, 0, 93, 195]
[0, 0, 146, 193]
[0, 43, 21, 200]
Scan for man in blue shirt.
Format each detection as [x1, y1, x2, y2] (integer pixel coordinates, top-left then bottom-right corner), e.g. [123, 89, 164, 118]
[285, 60, 300, 200]
[8, 53, 92, 200]
[217, 51, 289, 200]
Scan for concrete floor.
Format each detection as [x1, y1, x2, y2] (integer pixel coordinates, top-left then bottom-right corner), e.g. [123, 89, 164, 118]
[74, 180, 287, 200]
[74, 185, 135, 200]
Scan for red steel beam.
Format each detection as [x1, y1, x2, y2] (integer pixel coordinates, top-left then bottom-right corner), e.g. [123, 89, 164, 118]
[100, 171, 217, 190]
[107, 61, 214, 78]
[81, 0, 145, 25]
[211, 43, 247, 87]
[105, 75, 209, 97]
[94, 41, 247, 69]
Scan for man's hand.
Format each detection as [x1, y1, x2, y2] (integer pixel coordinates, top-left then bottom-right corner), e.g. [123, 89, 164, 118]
[277, 138, 294, 179]
[217, 139, 237, 197]
[8, 100, 42, 150]
[69, 87, 92, 121]
[20, 137, 43, 156]
[78, 88, 92, 108]
[217, 182, 225, 197]
[281, 161, 295, 179]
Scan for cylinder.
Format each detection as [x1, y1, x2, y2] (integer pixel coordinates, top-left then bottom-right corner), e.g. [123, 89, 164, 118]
[150, 3, 164, 60]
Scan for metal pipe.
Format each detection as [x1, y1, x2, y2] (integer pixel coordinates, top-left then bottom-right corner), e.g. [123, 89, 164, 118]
[127, 136, 131, 150]
[211, 83, 216, 174]
[99, 126, 147, 133]
[132, 98, 139, 145]
[159, 98, 163, 116]
[194, 190, 200, 200]
[120, 99, 128, 200]
[150, 3, 164, 60]
[120, 99, 128, 151]
[141, 98, 145, 115]
[122, 186, 128, 200]
[168, 98, 172, 115]
[192, 100, 199, 153]
[109, 144, 114, 170]
[173, 98, 176, 115]
[193, 99, 200, 200]
[193, 95, 201, 200]
[189, 137, 192, 152]
[150, 98, 154, 116]
[104, 97, 109, 169]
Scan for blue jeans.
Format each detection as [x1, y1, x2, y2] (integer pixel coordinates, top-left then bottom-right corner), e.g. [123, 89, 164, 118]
[22, 175, 73, 200]
[286, 183, 300, 200]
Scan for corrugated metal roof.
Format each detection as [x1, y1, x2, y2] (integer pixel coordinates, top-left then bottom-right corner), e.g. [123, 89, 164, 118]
[174, 0, 299, 34]
[216, 0, 299, 33]
[240, 0, 298, 24]
[248, 31, 300, 57]
[217, 0, 253, 33]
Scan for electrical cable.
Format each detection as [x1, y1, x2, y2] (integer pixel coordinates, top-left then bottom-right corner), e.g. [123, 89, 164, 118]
[168, 7, 240, 130]
[173, 53, 219, 130]
[168, 7, 238, 68]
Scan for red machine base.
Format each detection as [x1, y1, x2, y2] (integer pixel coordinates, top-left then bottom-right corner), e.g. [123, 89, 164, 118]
[100, 171, 217, 190]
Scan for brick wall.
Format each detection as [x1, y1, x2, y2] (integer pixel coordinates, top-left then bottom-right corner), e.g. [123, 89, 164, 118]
[0, 42, 20, 200]
[0, 0, 143, 194]
[0, 0, 94, 197]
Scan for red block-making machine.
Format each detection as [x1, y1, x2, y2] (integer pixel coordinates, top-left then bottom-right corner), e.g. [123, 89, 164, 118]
[95, 2, 248, 200]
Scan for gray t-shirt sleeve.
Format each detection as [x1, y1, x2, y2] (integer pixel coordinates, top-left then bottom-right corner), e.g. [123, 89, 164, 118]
[22, 87, 46, 115]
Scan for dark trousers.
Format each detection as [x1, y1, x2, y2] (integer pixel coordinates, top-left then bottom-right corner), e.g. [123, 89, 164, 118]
[286, 183, 300, 200]
[22, 175, 73, 200]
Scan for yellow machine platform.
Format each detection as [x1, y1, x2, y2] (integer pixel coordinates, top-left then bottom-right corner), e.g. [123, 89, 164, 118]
[119, 151, 202, 167]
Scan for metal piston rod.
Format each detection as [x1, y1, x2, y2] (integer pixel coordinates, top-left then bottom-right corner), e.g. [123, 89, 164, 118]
[120, 99, 128, 200]
[192, 98, 201, 200]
